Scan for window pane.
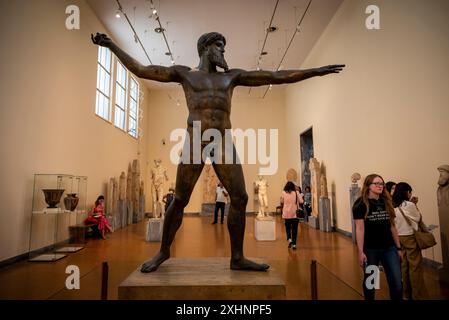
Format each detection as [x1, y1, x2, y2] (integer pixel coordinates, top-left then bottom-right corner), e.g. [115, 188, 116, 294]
[115, 107, 125, 129]
[105, 48, 111, 71]
[128, 118, 136, 137]
[129, 99, 137, 118]
[130, 79, 137, 99]
[116, 62, 126, 87]
[104, 96, 110, 120]
[116, 86, 125, 108]
[98, 47, 111, 71]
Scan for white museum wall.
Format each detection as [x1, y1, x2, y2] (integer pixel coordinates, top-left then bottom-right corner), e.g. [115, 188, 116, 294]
[0, 0, 149, 261]
[145, 86, 288, 214]
[285, 0, 449, 263]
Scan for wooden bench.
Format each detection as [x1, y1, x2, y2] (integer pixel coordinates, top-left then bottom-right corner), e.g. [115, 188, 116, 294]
[69, 223, 97, 244]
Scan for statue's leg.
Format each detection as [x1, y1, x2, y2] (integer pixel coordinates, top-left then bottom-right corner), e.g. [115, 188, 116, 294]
[263, 194, 268, 216]
[212, 161, 269, 271]
[152, 186, 158, 217]
[258, 193, 265, 216]
[157, 187, 164, 217]
[141, 162, 204, 273]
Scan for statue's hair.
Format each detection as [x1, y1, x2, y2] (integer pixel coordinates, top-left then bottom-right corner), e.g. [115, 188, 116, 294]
[197, 32, 226, 56]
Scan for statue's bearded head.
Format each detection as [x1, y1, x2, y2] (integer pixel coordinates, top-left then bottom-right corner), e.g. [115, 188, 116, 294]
[438, 165, 449, 187]
[197, 32, 229, 71]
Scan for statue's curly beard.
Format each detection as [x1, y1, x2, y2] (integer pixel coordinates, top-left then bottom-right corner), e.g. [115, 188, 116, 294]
[209, 51, 229, 71]
[438, 175, 449, 187]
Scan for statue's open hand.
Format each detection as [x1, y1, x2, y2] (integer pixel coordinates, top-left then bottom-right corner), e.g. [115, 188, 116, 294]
[317, 64, 345, 76]
[91, 33, 112, 47]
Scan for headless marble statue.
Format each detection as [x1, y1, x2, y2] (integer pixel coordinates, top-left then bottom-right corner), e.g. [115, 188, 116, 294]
[151, 159, 168, 218]
[255, 176, 269, 217]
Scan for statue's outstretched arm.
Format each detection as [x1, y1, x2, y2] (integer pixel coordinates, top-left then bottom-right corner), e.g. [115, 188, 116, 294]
[91, 33, 183, 83]
[235, 65, 345, 87]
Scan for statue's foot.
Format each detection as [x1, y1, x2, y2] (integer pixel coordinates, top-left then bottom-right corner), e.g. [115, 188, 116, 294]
[230, 257, 270, 271]
[140, 252, 169, 273]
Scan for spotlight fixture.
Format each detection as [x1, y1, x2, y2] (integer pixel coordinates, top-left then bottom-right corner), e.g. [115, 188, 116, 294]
[267, 26, 277, 32]
[154, 27, 165, 33]
[115, 10, 121, 18]
[152, 9, 158, 15]
[165, 52, 171, 56]
[171, 59, 175, 65]
[261, 51, 268, 55]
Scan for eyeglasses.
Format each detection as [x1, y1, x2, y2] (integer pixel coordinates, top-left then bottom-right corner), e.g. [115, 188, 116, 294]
[371, 182, 385, 187]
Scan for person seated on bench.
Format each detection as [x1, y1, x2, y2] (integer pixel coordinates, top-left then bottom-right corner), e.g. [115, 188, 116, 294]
[84, 195, 112, 239]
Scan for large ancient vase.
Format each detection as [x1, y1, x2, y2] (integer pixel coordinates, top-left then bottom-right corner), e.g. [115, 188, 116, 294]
[42, 189, 65, 208]
[64, 193, 79, 211]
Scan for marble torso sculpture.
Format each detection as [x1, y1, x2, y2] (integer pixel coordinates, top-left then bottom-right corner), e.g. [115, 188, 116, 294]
[203, 164, 219, 204]
[151, 159, 169, 218]
[254, 176, 269, 217]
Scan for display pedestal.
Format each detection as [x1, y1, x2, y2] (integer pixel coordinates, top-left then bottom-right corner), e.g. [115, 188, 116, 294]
[54, 246, 83, 253]
[118, 257, 285, 300]
[29, 253, 66, 262]
[308, 216, 319, 229]
[146, 218, 163, 242]
[254, 216, 276, 241]
[319, 198, 332, 232]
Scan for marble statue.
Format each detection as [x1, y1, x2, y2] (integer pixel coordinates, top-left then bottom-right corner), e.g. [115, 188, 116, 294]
[437, 164, 449, 282]
[349, 172, 362, 243]
[107, 177, 114, 214]
[320, 174, 328, 199]
[92, 31, 344, 273]
[112, 177, 118, 215]
[126, 163, 132, 202]
[309, 158, 321, 217]
[351, 172, 361, 184]
[151, 159, 169, 218]
[286, 168, 298, 183]
[203, 164, 219, 204]
[254, 176, 269, 217]
[126, 163, 133, 225]
[119, 172, 126, 201]
[318, 169, 331, 232]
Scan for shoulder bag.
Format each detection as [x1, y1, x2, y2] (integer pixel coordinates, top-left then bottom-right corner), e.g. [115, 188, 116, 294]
[398, 206, 436, 250]
[295, 192, 305, 219]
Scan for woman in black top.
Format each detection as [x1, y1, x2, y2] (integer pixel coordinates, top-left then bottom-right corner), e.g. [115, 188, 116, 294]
[352, 174, 403, 300]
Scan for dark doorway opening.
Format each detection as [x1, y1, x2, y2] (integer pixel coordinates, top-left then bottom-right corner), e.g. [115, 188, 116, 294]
[300, 128, 314, 192]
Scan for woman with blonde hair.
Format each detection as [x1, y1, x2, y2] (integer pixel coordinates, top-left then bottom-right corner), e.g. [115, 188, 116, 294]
[352, 174, 403, 300]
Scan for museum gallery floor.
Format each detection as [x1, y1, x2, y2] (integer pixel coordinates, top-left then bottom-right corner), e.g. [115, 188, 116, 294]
[0, 215, 448, 300]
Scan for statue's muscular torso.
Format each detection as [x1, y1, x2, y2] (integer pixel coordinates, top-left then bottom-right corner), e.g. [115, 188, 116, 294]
[176, 67, 241, 134]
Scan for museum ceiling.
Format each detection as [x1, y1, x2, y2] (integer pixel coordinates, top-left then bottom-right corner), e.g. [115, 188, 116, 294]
[87, 0, 342, 97]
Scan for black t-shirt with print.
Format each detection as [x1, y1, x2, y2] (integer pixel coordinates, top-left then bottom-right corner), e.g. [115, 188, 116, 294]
[352, 197, 395, 250]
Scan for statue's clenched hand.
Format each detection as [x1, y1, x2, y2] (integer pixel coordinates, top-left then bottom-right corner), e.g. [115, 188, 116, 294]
[91, 33, 112, 47]
[316, 64, 345, 76]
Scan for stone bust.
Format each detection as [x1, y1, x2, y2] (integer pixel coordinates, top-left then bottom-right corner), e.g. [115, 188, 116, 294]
[438, 164, 449, 206]
[351, 172, 361, 184]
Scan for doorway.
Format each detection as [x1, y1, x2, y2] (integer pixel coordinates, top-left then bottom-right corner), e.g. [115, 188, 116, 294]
[300, 128, 314, 192]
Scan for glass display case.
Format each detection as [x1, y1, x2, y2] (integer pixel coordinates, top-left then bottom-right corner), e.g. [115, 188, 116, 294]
[28, 174, 87, 261]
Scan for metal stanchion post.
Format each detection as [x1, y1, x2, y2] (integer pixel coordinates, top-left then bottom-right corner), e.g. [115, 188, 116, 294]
[101, 261, 109, 300]
[311, 260, 318, 300]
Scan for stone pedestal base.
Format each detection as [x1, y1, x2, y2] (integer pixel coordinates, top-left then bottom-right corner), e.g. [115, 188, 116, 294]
[118, 257, 285, 300]
[319, 198, 332, 232]
[308, 216, 319, 229]
[200, 203, 230, 216]
[146, 218, 163, 242]
[254, 216, 276, 241]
